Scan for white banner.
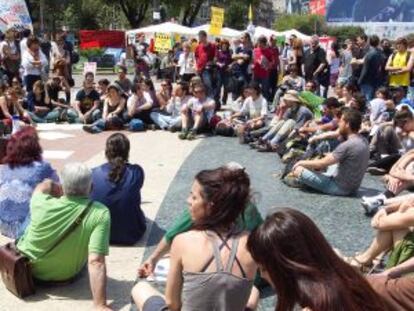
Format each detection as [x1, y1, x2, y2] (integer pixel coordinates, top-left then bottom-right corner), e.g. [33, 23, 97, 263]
[0, 0, 32, 32]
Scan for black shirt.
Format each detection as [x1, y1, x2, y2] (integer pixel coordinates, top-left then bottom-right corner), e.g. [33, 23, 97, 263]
[75, 89, 100, 114]
[303, 46, 327, 81]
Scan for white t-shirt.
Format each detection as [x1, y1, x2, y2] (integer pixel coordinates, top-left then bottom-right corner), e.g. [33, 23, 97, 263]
[240, 95, 268, 119]
[127, 91, 153, 112]
[166, 95, 191, 117]
[20, 38, 28, 56]
[177, 52, 196, 75]
[187, 96, 215, 121]
[21, 50, 48, 76]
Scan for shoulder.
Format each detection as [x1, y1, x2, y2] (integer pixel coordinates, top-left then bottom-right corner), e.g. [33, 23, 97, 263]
[172, 230, 203, 249]
[91, 200, 110, 218]
[76, 89, 85, 97]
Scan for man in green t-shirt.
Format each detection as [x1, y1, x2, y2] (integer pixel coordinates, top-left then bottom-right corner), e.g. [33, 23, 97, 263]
[17, 163, 111, 311]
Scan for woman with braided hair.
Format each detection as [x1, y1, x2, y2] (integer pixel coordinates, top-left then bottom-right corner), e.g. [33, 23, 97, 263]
[90, 132, 146, 245]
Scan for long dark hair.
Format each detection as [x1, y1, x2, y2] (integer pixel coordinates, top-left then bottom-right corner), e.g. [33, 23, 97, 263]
[247, 208, 394, 311]
[193, 167, 250, 231]
[105, 133, 130, 183]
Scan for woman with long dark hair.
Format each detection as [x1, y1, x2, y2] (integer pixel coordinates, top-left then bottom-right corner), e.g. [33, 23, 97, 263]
[247, 208, 395, 311]
[132, 166, 258, 311]
[90, 133, 146, 245]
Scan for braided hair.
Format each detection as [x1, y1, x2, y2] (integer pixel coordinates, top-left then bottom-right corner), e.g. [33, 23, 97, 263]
[105, 133, 130, 183]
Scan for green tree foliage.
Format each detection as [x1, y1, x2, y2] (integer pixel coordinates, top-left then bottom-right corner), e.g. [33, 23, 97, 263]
[326, 26, 366, 42]
[274, 14, 326, 35]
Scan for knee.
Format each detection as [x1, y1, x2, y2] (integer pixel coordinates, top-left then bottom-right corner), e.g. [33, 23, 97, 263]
[292, 166, 304, 178]
[131, 281, 154, 309]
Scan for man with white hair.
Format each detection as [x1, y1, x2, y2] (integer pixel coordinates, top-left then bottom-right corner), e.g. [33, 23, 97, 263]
[17, 163, 111, 310]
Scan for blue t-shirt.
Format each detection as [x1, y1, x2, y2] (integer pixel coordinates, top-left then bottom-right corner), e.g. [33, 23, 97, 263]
[90, 163, 146, 245]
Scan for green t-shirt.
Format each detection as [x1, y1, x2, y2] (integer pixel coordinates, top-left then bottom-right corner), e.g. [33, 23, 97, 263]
[17, 193, 110, 281]
[164, 202, 263, 243]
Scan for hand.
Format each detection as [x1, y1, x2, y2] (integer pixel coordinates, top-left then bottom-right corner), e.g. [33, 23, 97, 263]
[387, 176, 403, 194]
[293, 160, 305, 171]
[371, 208, 386, 228]
[138, 257, 157, 278]
[79, 114, 85, 123]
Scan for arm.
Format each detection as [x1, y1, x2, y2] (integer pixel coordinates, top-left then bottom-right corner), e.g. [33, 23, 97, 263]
[112, 98, 126, 116]
[202, 99, 216, 112]
[88, 253, 111, 310]
[0, 97, 12, 119]
[138, 237, 170, 278]
[164, 237, 184, 311]
[372, 209, 414, 231]
[308, 129, 340, 144]
[384, 256, 414, 278]
[102, 100, 109, 120]
[294, 153, 337, 171]
[385, 54, 401, 72]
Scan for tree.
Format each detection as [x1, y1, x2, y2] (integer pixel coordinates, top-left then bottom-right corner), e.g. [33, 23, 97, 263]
[274, 14, 326, 35]
[105, 0, 151, 28]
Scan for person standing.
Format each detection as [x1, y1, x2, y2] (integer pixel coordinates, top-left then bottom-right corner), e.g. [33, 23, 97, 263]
[386, 37, 412, 94]
[252, 36, 273, 101]
[21, 36, 48, 92]
[338, 39, 354, 85]
[177, 42, 196, 82]
[359, 35, 385, 101]
[303, 35, 328, 97]
[194, 31, 216, 98]
[0, 28, 21, 83]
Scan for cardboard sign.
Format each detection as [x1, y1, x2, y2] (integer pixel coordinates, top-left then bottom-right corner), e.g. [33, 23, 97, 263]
[209, 6, 224, 36]
[154, 33, 172, 53]
[83, 62, 97, 76]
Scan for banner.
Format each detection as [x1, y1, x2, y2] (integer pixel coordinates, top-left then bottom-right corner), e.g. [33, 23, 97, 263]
[209, 6, 224, 36]
[327, 0, 414, 23]
[309, 0, 326, 16]
[0, 0, 32, 32]
[154, 33, 172, 53]
[79, 30, 125, 49]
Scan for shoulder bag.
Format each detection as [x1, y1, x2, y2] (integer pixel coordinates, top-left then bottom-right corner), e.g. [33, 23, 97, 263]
[0, 200, 94, 298]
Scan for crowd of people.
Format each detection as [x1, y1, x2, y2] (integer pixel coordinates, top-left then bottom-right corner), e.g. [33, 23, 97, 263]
[1, 26, 414, 311]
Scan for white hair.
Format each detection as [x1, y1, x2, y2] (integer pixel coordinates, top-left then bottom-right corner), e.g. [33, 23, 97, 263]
[60, 162, 92, 197]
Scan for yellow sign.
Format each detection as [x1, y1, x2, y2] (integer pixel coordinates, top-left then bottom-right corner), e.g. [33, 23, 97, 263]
[209, 6, 224, 36]
[154, 33, 172, 53]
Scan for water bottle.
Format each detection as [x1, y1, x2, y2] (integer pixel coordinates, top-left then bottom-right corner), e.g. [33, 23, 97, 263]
[11, 115, 20, 134]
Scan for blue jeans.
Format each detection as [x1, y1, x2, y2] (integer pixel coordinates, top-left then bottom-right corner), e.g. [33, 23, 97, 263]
[150, 112, 181, 129]
[67, 108, 102, 124]
[360, 84, 375, 101]
[298, 168, 349, 196]
[201, 69, 214, 98]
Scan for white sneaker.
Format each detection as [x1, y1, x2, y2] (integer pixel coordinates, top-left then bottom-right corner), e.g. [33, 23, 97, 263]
[361, 198, 385, 216]
[362, 193, 386, 204]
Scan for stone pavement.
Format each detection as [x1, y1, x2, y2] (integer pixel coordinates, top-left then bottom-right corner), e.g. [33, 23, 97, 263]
[0, 125, 201, 311]
[0, 125, 384, 311]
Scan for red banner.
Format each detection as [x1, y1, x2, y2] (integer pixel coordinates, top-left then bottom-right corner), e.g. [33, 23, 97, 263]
[79, 30, 125, 49]
[309, 0, 326, 16]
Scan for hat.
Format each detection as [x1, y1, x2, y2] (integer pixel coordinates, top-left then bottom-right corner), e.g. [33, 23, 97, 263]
[282, 90, 301, 103]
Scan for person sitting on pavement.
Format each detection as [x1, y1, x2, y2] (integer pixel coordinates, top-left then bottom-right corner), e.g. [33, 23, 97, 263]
[155, 78, 172, 110]
[361, 148, 414, 216]
[289, 108, 369, 196]
[26, 80, 58, 123]
[132, 165, 258, 311]
[83, 84, 126, 134]
[114, 65, 132, 97]
[230, 82, 268, 143]
[0, 85, 32, 127]
[16, 163, 111, 310]
[0, 127, 58, 239]
[90, 133, 146, 245]
[68, 72, 101, 124]
[150, 81, 191, 131]
[247, 208, 394, 311]
[254, 90, 313, 152]
[272, 64, 305, 110]
[97, 78, 110, 102]
[138, 162, 263, 279]
[126, 83, 155, 127]
[179, 83, 215, 140]
[44, 72, 71, 121]
[343, 196, 414, 273]
[367, 105, 412, 175]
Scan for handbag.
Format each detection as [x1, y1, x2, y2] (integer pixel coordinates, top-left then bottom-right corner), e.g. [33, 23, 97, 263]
[0, 200, 94, 299]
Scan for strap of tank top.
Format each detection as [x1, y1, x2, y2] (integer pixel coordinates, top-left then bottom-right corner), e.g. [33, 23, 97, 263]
[211, 238, 224, 271]
[224, 238, 247, 278]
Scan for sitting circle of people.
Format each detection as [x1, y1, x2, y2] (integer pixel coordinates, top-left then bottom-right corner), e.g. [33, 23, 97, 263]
[3, 27, 414, 311]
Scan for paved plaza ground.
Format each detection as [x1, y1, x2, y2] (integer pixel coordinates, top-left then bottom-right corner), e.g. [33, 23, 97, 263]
[0, 75, 384, 310]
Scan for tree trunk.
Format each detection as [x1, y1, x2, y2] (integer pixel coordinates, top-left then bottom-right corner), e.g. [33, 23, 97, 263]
[181, 0, 203, 26]
[119, 0, 150, 29]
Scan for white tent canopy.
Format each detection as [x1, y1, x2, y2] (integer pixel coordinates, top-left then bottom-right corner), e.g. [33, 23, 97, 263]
[252, 26, 280, 39]
[126, 22, 194, 36]
[192, 24, 242, 38]
[278, 29, 311, 41]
